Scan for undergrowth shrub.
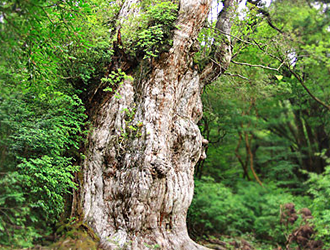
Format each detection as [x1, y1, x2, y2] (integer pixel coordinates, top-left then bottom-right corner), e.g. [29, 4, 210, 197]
[188, 177, 255, 237]
[240, 182, 310, 244]
[188, 177, 311, 245]
[0, 1, 113, 246]
[0, 91, 86, 247]
[305, 155, 330, 247]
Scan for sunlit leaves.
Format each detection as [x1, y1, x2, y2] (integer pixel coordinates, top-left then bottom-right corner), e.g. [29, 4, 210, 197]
[0, 1, 93, 246]
[120, 0, 178, 59]
[0, 89, 86, 247]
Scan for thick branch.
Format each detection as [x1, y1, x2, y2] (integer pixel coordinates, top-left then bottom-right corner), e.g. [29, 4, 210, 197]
[200, 0, 242, 84]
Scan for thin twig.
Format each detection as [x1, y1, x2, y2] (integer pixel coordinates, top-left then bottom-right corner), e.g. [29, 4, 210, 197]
[224, 72, 249, 80]
[231, 60, 285, 71]
[251, 38, 283, 62]
[216, 29, 261, 46]
[60, 75, 79, 80]
[40, 6, 54, 25]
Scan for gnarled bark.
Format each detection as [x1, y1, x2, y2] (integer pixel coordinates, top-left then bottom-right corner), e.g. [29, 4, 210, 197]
[78, 0, 237, 249]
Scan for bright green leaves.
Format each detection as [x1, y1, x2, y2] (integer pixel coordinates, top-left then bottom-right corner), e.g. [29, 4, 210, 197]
[0, 84, 86, 247]
[137, 24, 166, 58]
[145, 0, 178, 27]
[305, 152, 330, 245]
[0, 0, 117, 91]
[120, 106, 143, 140]
[188, 177, 310, 245]
[139, 0, 178, 58]
[0, 0, 113, 247]
[275, 75, 283, 81]
[103, 69, 133, 91]
[121, 0, 178, 59]
[18, 156, 79, 218]
[1, 0, 86, 85]
[102, 70, 133, 101]
[57, 0, 118, 86]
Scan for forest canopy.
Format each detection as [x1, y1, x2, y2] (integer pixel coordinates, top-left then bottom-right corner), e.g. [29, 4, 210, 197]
[0, 0, 329, 249]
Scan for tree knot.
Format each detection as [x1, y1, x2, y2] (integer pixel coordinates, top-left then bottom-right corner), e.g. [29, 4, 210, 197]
[150, 157, 170, 178]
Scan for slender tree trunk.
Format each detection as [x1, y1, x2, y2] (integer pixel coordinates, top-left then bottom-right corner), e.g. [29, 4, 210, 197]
[78, 0, 237, 249]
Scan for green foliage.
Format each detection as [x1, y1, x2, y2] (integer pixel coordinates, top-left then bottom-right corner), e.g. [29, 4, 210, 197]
[137, 24, 167, 58]
[121, 0, 178, 59]
[0, 0, 98, 247]
[18, 156, 78, 216]
[189, 177, 255, 235]
[305, 152, 330, 247]
[102, 69, 133, 95]
[197, 0, 330, 184]
[0, 0, 117, 92]
[192, 1, 330, 249]
[0, 90, 86, 247]
[144, 242, 161, 249]
[120, 106, 143, 141]
[189, 178, 311, 245]
[55, 1, 119, 85]
[0, 0, 329, 248]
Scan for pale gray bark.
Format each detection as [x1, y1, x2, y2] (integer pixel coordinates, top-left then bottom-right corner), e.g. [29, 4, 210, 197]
[201, 0, 241, 84]
[79, 0, 236, 249]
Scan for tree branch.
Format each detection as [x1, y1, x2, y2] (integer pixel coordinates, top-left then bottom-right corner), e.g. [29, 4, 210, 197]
[224, 72, 249, 80]
[216, 29, 258, 46]
[287, 66, 330, 111]
[231, 59, 286, 71]
[247, 0, 284, 33]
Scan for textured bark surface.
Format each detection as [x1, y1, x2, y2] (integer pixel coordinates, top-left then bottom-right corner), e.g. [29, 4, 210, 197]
[200, 0, 240, 84]
[79, 0, 233, 249]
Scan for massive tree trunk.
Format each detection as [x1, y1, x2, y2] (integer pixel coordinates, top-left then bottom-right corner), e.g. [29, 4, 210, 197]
[78, 0, 237, 249]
